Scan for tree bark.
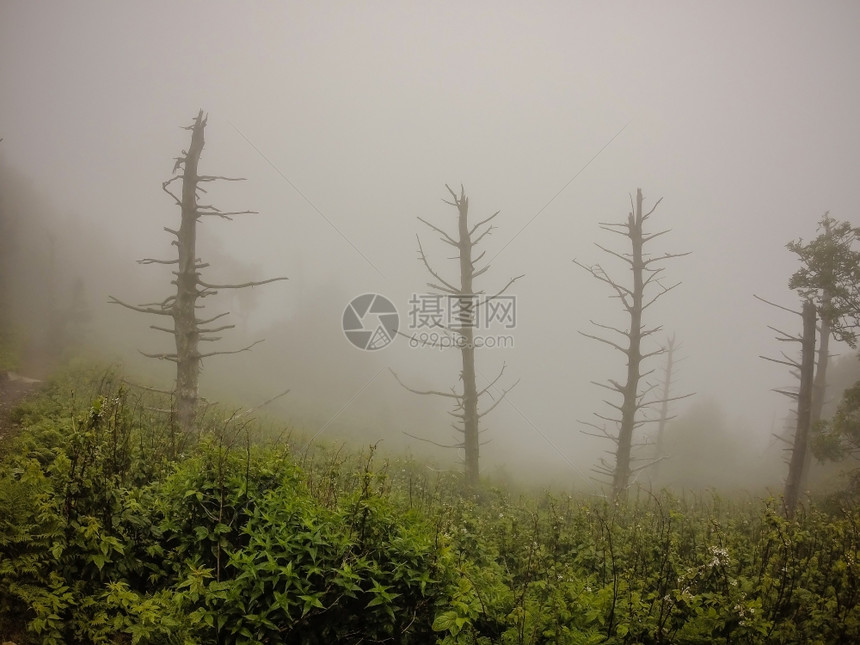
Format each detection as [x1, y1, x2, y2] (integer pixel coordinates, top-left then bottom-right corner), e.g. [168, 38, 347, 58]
[454, 193, 480, 490]
[613, 191, 646, 498]
[784, 300, 816, 517]
[173, 111, 206, 433]
[802, 296, 831, 489]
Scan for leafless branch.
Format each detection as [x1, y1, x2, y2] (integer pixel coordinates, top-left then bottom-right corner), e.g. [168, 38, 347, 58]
[773, 388, 799, 399]
[477, 363, 508, 398]
[641, 229, 671, 243]
[196, 311, 231, 325]
[417, 217, 459, 247]
[579, 330, 629, 355]
[767, 325, 802, 342]
[139, 350, 178, 362]
[469, 210, 500, 235]
[197, 208, 258, 220]
[754, 294, 802, 317]
[641, 348, 667, 360]
[592, 379, 624, 393]
[471, 225, 496, 247]
[595, 243, 634, 266]
[641, 282, 681, 311]
[477, 379, 520, 418]
[138, 258, 179, 265]
[641, 251, 691, 265]
[417, 236, 460, 294]
[402, 430, 464, 449]
[108, 295, 172, 316]
[198, 324, 236, 334]
[589, 320, 629, 337]
[486, 273, 524, 300]
[390, 369, 461, 399]
[199, 339, 264, 359]
[471, 263, 491, 279]
[598, 222, 630, 235]
[198, 276, 288, 290]
[630, 455, 668, 474]
[639, 392, 696, 408]
[162, 177, 182, 205]
[197, 175, 247, 182]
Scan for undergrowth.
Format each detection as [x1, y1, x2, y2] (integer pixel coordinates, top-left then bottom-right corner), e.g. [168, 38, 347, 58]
[0, 364, 857, 643]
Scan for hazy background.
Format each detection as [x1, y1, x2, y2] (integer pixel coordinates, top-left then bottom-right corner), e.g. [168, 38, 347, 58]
[2, 1, 859, 490]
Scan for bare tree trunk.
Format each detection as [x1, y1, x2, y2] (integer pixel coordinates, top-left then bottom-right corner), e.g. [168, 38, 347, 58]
[809, 214, 835, 432]
[394, 185, 521, 491]
[802, 299, 831, 489]
[811, 310, 831, 424]
[455, 194, 480, 489]
[652, 334, 676, 480]
[614, 193, 646, 498]
[110, 110, 287, 434]
[174, 111, 206, 432]
[785, 300, 817, 517]
[576, 188, 689, 500]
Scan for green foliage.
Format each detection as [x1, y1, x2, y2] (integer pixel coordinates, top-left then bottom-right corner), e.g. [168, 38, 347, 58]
[2, 365, 860, 643]
[430, 491, 860, 644]
[787, 212, 860, 347]
[0, 367, 458, 643]
[813, 380, 860, 498]
[815, 381, 860, 457]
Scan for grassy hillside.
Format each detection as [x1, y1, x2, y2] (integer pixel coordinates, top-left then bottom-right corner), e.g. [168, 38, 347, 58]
[0, 364, 858, 644]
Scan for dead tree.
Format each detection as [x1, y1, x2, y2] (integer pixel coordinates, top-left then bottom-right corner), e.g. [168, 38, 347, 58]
[392, 185, 522, 490]
[110, 110, 286, 433]
[575, 188, 689, 499]
[757, 297, 817, 517]
[650, 334, 692, 481]
[654, 334, 677, 460]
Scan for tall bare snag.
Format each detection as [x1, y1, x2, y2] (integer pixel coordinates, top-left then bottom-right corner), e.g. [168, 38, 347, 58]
[110, 111, 286, 432]
[576, 188, 689, 499]
[393, 185, 522, 490]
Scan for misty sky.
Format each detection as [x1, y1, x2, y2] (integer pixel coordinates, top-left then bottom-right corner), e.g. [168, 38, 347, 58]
[2, 2, 859, 485]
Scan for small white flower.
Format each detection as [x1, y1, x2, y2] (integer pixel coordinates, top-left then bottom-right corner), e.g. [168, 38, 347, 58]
[708, 545, 730, 568]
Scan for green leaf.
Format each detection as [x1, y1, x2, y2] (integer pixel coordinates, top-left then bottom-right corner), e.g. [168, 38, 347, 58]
[432, 610, 461, 634]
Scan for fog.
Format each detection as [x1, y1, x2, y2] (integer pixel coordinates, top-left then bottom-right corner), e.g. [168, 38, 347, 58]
[2, 2, 859, 490]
